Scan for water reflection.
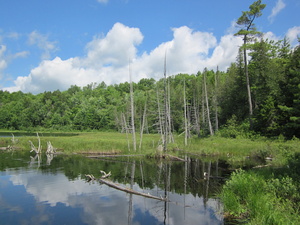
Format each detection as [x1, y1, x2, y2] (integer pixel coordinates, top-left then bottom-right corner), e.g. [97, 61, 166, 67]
[0, 152, 225, 225]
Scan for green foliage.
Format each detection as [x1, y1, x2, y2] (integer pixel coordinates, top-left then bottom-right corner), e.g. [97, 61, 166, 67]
[217, 115, 255, 139]
[287, 152, 300, 180]
[268, 176, 300, 203]
[0, 34, 299, 139]
[235, 0, 266, 38]
[220, 169, 300, 224]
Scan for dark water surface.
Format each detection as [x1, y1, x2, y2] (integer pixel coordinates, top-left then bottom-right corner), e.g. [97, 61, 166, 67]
[0, 151, 228, 225]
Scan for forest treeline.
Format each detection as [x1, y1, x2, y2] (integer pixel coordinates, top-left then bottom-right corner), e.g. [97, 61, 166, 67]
[0, 38, 299, 139]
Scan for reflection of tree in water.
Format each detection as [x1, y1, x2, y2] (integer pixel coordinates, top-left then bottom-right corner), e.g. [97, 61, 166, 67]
[137, 157, 228, 223]
[1, 152, 230, 224]
[46, 153, 54, 165]
[29, 154, 41, 168]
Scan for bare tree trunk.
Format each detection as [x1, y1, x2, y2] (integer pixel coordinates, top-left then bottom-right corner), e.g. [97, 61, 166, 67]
[37, 132, 41, 153]
[183, 79, 188, 146]
[202, 83, 206, 132]
[243, 35, 253, 129]
[129, 62, 136, 152]
[204, 73, 214, 136]
[193, 93, 201, 138]
[167, 78, 174, 143]
[139, 99, 147, 151]
[187, 105, 191, 139]
[46, 141, 56, 154]
[163, 52, 168, 152]
[156, 87, 164, 143]
[122, 113, 131, 152]
[215, 67, 219, 132]
[29, 132, 42, 154]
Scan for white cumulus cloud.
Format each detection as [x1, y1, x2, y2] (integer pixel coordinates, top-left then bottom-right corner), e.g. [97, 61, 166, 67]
[205, 34, 243, 70]
[3, 23, 247, 94]
[268, 0, 286, 23]
[84, 22, 143, 69]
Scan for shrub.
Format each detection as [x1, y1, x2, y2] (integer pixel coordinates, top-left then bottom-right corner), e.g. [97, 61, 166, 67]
[217, 115, 257, 139]
[220, 169, 300, 224]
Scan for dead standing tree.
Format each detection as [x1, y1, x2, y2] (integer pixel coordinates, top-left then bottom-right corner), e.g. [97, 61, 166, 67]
[183, 78, 188, 146]
[214, 67, 219, 132]
[162, 51, 174, 151]
[139, 98, 147, 151]
[129, 62, 137, 152]
[203, 70, 214, 136]
[46, 141, 57, 154]
[163, 52, 168, 151]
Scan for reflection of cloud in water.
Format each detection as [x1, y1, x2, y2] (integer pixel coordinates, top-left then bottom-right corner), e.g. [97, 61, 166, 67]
[10, 171, 100, 206]
[0, 194, 23, 214]
[68, 192, 129, 225]
[7, 169, 222, 225]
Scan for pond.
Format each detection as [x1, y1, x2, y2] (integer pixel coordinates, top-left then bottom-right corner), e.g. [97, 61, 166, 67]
[0, 151, 233, 225]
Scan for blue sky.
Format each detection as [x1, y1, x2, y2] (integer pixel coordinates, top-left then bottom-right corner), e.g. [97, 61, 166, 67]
[0, 0, 299, 93]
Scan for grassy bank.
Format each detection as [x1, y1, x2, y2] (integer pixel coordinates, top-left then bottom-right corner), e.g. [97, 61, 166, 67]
[0, 131, 160, 154]
[1, 131, 300, 160]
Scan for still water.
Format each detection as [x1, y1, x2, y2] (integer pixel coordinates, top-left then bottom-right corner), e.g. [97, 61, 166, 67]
[0, 151, 228, 225]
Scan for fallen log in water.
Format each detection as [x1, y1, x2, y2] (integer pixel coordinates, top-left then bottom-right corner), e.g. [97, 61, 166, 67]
[164, 154, 186, 161]
[99, 178, 167, 201]
[85, 170, 167, 201]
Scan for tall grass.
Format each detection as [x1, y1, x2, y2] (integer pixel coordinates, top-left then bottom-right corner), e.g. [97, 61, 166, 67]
[1, 131, 300, 160]
[0, 132, 162, 154]
[220, 169, 300, 224]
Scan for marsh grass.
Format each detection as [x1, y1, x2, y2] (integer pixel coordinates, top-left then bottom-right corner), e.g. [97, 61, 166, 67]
[1, 131, 299, 161]
[0, 132, 163, 154]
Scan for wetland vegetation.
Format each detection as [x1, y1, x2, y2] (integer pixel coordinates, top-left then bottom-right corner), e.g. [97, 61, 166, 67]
[1, 1, 300, 224]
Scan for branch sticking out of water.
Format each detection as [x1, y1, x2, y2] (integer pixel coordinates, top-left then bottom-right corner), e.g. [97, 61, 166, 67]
[100, 170, 111, 179]
[85, 174, 95, 182]
[46, 141, 57, 154]
[29, 133, 42, 154]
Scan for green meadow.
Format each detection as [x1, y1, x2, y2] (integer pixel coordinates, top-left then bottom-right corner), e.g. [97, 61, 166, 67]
[1, 131, 298, 156]
[2, 131, 300, 164]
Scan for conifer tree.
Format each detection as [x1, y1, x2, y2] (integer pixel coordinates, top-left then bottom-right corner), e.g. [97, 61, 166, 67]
[235, 0, 266, 128]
